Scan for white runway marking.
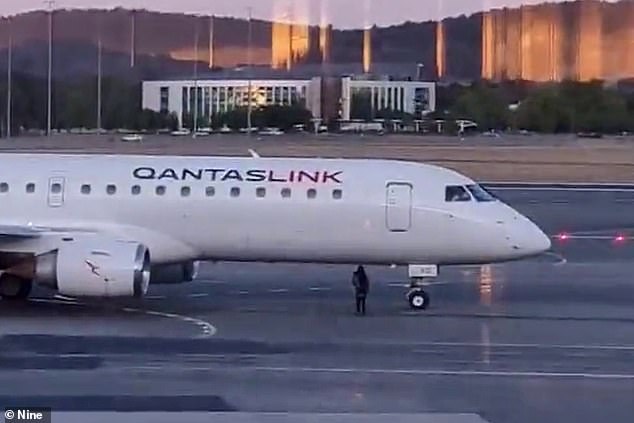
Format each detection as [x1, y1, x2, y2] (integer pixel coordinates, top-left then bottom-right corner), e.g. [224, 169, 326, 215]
[53, 294, 77, 302]
[196, 280, 227, 285]
[122, 307, 217, 338]
[243, 366, 634, 380]
[29, 298, 81, 306]
[121, 364, 634, 381]
[188, 293, 209, 298]
[309, 287, 332, 292]
[542, 252, 568, 266]
[403, 341, 634, 352]
[268, 289, 289, 293]
[488, 184, 634, 192]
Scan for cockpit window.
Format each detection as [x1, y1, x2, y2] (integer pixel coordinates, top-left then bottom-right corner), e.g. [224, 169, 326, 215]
[445, 186, 472, 202]
[467, 184, 497, 202]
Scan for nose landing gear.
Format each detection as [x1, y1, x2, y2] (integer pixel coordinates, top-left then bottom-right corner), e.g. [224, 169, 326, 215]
[406, 264, 438, 310]
[407, 287, 430, 310]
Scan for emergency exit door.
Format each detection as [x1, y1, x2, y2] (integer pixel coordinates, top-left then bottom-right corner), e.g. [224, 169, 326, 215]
[47, 176, 66, 207]
[385, 182, 412, 232]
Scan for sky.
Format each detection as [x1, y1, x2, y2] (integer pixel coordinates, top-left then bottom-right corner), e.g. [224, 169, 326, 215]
[0, 0, 619, 28]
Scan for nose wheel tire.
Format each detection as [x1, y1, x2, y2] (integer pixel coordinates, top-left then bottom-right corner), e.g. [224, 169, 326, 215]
[0, 274, 33, 301]
[407, 288, 430, 310]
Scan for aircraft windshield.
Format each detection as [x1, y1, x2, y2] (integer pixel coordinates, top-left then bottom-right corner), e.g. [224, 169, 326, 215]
[445, 186, 472, 202]
[467, 184, 497, 202]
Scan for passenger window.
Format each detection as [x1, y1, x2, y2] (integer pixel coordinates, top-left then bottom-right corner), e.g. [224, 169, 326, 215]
[81, 184, 91, 194]
[0, 183, 7, 193]
[230, 187, 240, 197]
[205, 186, 215, 197]
[131, 185, 141, 195]
[156, 186, 166, 196]
[332, 189, 343, 200]
[281, 188, 291, 198]
[26, 183, 35, 193]
[307, 188, 317, 199]
[256, 187, 266, 198]
[445, 186, 471, 202]
[106, 184, 116, 195]
[181, 186, 191, 197]
[51, 183, 62, 194]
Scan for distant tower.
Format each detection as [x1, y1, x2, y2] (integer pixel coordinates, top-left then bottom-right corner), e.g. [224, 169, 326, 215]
[209, 15, 215, 68]
[130, 10, 136, 68]
[319, 0, 331, 65]
[435, 0, 446, 79]
[481, 0, 495, 80]
[363, 0, 372, 74]
[576, 0, 603, 81]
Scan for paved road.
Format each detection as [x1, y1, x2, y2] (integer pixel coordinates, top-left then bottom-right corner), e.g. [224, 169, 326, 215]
[1, 188, 634, 423]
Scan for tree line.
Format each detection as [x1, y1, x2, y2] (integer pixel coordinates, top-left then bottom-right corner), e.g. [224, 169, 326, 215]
[0, 74, 179, 135]
[438, 80, 634, 134]
[0, 73, 632, 136]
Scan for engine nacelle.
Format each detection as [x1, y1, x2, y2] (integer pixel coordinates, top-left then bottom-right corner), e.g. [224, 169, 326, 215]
[35, 240, 151, 298]
[149, 261, 200, 285]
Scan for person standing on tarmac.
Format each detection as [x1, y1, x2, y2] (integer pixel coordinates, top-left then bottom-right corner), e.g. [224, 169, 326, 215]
[352, 265, 370, 315]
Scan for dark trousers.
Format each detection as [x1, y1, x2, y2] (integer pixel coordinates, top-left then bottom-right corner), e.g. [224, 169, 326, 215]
[356, 295, 367, 315]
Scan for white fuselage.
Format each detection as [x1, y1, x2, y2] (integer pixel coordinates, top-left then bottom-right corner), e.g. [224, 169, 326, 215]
[0, 154, 551, 266]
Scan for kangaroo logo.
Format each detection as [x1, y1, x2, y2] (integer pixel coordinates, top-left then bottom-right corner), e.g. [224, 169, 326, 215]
[85, 259, 100, 277]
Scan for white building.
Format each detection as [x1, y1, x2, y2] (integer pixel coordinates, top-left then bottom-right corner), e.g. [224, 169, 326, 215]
[142, 75, 436, 128]
[340, 76, 436, 121]
[142, 78, 322, 127]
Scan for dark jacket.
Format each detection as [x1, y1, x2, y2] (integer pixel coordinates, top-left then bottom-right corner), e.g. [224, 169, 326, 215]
[352, 271, 369, 296]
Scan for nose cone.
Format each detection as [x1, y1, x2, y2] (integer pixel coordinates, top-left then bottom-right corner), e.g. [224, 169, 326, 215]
[509, 219, 552, 257]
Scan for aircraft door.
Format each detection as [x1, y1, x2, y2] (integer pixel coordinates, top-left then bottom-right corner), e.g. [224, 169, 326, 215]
[386, 182, 412, 232]
[47, 176, 65, 207]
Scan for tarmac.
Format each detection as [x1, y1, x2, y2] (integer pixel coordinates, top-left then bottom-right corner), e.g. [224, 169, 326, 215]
[1, 187, 634, 423]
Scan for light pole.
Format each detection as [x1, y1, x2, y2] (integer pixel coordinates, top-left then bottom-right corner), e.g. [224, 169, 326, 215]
[44, 0, 55, 136]
[247, 7, 253, 136]
[6, 18, 12, 138]
[97, 14, 102, 133]
[192, 17, 199, 138]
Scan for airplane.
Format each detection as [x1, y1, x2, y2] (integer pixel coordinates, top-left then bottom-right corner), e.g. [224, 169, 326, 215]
[0, 153, 551, 310]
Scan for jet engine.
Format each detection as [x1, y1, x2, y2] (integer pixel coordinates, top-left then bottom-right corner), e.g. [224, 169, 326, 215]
[34, 240, 151, 297]
[149, 261, 200, 285]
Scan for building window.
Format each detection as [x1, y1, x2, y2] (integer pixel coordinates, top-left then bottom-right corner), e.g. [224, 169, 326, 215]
[256, 187, 266, 198]
[81, 184, 91, 195]
[106, 184, 116, 195]
[281, 188, 291, 198]
[0, 182, 9, 193]
[333, 189, 343, 200]
[160, 87, 169, 113]
[230, 187, 240, 197]
[206, 186, 215, 197]
[181, 186, 191, 197]
[307, 188, 317, 199]
[182, 87, 188, 113]
[131, 185, 141, 195]
[156, 186, 166, 196]
[26, 183, 35, 193]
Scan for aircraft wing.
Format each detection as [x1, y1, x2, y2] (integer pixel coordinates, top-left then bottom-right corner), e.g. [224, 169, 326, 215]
[0, 224, 96, 239]
[0, 224, 50, 238]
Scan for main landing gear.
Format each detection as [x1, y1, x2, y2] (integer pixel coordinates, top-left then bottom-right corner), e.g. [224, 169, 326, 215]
[0, 273, 33, 301]
[406, 264, 438, 310]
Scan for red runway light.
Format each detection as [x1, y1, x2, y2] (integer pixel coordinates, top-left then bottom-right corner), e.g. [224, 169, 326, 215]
[614, 235, 627, 243]
[556, 232, 570, 241]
